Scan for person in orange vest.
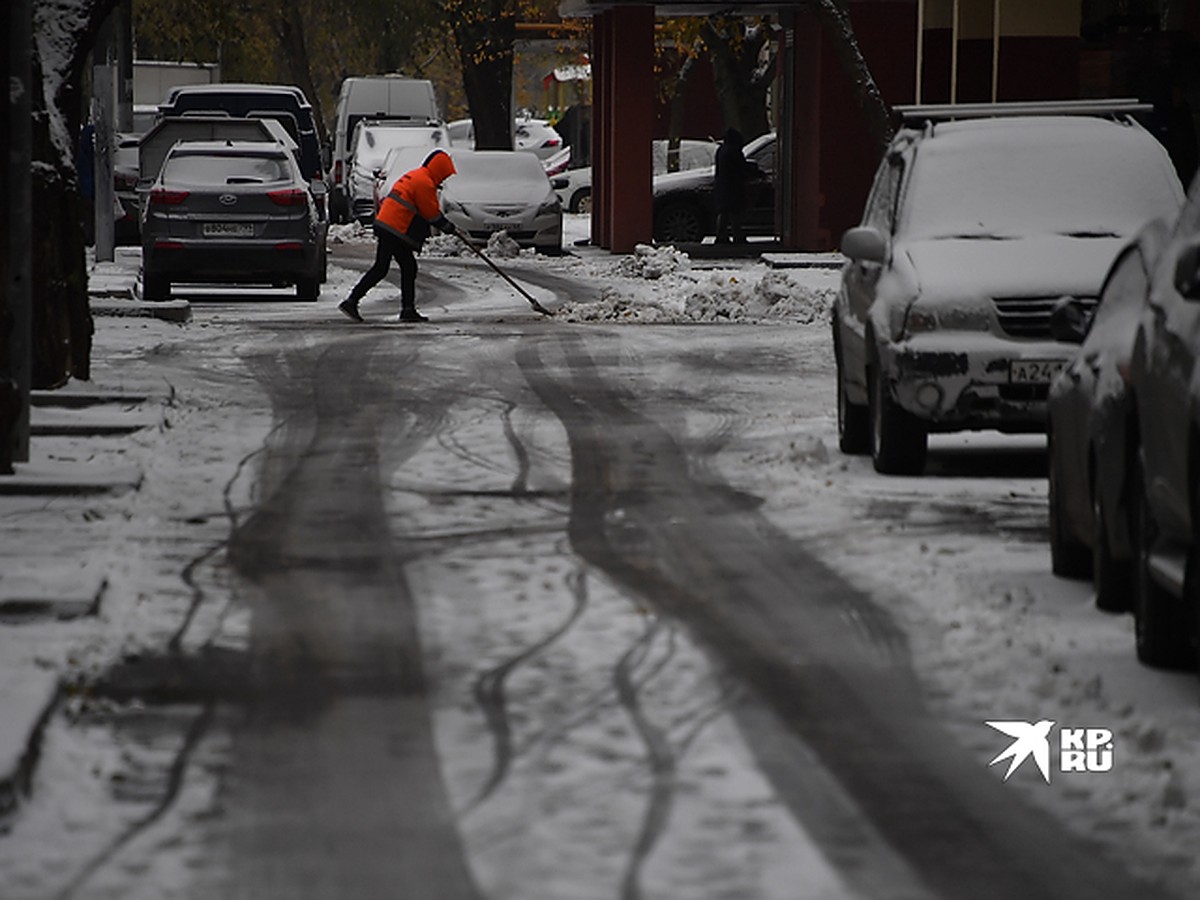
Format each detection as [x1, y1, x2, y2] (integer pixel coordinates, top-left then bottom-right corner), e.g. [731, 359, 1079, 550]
[339, 148, 460, 323]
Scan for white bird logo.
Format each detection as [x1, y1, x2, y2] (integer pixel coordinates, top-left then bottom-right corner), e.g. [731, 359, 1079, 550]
[985, 720, 1055, 782]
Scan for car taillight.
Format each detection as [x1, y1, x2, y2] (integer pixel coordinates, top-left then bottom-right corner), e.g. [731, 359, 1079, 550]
[334, 160, 343, 184]
[274, 241, 304, 251]
[150, 189, 189, 205]
[268, 188, 307, 206]
[541, 138, 561, 149]
[154, 240, 184, 249]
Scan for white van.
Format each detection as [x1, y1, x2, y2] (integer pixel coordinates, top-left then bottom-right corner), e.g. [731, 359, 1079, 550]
[329, 76, 441, 222]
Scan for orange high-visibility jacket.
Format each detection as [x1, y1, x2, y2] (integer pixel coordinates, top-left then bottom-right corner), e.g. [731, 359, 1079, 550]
[375, 149, 457, 248]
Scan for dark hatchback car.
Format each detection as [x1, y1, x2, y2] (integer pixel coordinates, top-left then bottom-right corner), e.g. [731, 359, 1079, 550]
[651, 132, 776, 244]
[1046, 217, 1172, 611]
[141, 141, 327, 301]
[157, 83, 324, 184]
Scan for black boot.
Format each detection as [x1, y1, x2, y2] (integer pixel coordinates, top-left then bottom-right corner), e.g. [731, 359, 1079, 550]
[399, 304, 428, 323]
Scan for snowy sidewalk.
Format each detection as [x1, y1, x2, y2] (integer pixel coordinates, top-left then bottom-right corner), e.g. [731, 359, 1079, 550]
[0, 248, 181, 823]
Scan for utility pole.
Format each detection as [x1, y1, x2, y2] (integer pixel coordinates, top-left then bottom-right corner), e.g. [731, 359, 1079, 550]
[93, 13, 116, 263]
[2, 0, 33, 471]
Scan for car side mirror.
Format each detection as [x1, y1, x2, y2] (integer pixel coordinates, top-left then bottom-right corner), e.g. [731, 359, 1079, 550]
[841, 226, 886, 264]
[1049, 296, 1090, 344]
[1174, 240, 1200, 300]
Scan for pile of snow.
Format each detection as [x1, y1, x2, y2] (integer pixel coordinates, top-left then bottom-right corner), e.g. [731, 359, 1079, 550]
[557, 247, 838, 326]
[326, 222, 372, 244]
[616, 244, 691, 279]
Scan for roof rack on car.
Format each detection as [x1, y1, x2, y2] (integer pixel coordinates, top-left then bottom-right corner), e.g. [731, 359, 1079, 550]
[893, 99, 1151, 126]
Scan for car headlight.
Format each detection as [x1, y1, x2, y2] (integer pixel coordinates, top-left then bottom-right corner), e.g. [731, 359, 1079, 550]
[444, 200, 468, 216]
[900, 303, 992, 338]
[536, 196, 561, 217]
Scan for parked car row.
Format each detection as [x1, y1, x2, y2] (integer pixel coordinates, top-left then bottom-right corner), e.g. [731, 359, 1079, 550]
[1048, 170, 1200, 673]
[833, 102, 1184, 477]
[828, 98, 1200, 677]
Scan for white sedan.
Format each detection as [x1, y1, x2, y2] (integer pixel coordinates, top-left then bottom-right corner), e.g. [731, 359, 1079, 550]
[374, 147, 563, 254]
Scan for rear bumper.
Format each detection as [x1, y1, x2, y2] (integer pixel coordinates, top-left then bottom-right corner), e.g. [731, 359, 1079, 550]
[143, 240, 320, 283]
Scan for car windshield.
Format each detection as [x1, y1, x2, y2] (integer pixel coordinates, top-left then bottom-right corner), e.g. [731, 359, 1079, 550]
[452, 152, 546, 188]
[163, 153, 291, 185]
[901, 121, 1182, 241]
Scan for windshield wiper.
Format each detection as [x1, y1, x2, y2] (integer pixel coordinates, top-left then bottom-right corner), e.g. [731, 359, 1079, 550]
[1060, 230, 1121, 238]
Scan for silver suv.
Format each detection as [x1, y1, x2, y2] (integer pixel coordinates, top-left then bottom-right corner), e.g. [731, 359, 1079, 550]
[833, 101, 1183, 475]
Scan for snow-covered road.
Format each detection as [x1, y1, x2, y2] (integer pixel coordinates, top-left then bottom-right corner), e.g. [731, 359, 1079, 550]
[2, 222, 1199, 898]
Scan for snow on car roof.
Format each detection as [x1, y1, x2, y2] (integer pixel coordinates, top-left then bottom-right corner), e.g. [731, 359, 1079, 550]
[902, 117, 1184, 241]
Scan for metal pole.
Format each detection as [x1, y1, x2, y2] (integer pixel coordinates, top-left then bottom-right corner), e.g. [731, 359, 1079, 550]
[991, 0, 1002, 103]
[93, 63, 116, 262]
[6, 0, 33, 467]
[951, 0, 960, 105]
[915, 0, 924, 104]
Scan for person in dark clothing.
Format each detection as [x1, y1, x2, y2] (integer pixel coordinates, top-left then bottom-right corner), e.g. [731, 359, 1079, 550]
[339, 149, 459, 324]
[714, 128, 747, 245]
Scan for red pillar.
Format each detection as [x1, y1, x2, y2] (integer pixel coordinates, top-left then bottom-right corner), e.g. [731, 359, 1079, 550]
[590, 6, 654, 252]
[783, 12, 823, 250]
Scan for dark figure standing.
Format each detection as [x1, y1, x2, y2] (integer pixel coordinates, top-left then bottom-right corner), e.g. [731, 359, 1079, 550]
[714, 128, 747, 245]
[339, 149, 460, 323]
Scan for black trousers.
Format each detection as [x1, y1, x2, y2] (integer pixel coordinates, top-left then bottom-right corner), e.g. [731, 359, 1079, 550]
[348, 228, 418, 309]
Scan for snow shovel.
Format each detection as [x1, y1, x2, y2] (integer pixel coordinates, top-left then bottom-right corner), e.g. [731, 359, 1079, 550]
[456, 233, 553, 317]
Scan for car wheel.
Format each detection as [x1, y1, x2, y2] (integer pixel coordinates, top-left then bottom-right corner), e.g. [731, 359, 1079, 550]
[142, 267, 170, 302]
[868, 364, 926, 475]
[1047, 432, 1091, 578]
[654, 201, 704, 244]
[296, 275, 321, 302]
[572, 189, 591, 214]
[319, 243, 329, 283]
[1133, 453, 1192, 668]
[1093, 487, 1132, 612]
[835, 335, 869, 455]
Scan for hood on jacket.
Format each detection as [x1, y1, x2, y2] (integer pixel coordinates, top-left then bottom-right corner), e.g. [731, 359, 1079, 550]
[423, 149, 457, 185]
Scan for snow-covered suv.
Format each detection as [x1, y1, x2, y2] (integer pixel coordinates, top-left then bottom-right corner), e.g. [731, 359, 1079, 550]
[833, 102, 1183, 475]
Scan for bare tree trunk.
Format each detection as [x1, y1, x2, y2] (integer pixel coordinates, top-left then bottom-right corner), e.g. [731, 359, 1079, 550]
[450, 0, 516, 150]
[273, 0, 328, 146]
[29, 0, 117, 390]
[810, 0, 893, 151]
[704, 18, 775, 140]
[665, 55, 695, 171]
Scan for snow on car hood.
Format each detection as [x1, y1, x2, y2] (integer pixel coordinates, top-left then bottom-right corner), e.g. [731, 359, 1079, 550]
[903, 234, 1125, 302]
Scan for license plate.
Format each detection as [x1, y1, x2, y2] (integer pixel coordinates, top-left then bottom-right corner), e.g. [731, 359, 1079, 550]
[202, 222, 254, 238]
[1010, 359, 1064, 384]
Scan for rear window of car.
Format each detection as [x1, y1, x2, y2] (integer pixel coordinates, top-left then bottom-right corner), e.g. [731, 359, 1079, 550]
[163, 153, 292, 185]
[901, 120, 1183, 241]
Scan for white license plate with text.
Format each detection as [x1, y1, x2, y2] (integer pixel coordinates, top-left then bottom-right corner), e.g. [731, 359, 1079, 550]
[1010, 359, 1064, 384]
[202, 222, 254, 238]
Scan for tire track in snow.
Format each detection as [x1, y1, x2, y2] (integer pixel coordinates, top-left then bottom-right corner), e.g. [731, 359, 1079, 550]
[465, 564, 590, 813]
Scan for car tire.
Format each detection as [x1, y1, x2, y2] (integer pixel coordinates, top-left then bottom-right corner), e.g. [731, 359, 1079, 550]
[654, 201, 704, 244]
[835, 335, 869, 455]
[296, 275, 321, 302]
[573, 190, 592, 214]
[868, 364, 927, 475]
[1093, 488, 1132, 612]
[142, 267, 170, 302]
[320, 243, 329, 283]
[1047, 433, 1091, 578]
[1133, 453, 1192, 668]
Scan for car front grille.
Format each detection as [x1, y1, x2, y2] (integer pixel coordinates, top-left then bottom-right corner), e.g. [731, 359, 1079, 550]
[992, 296, 1096, 339]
